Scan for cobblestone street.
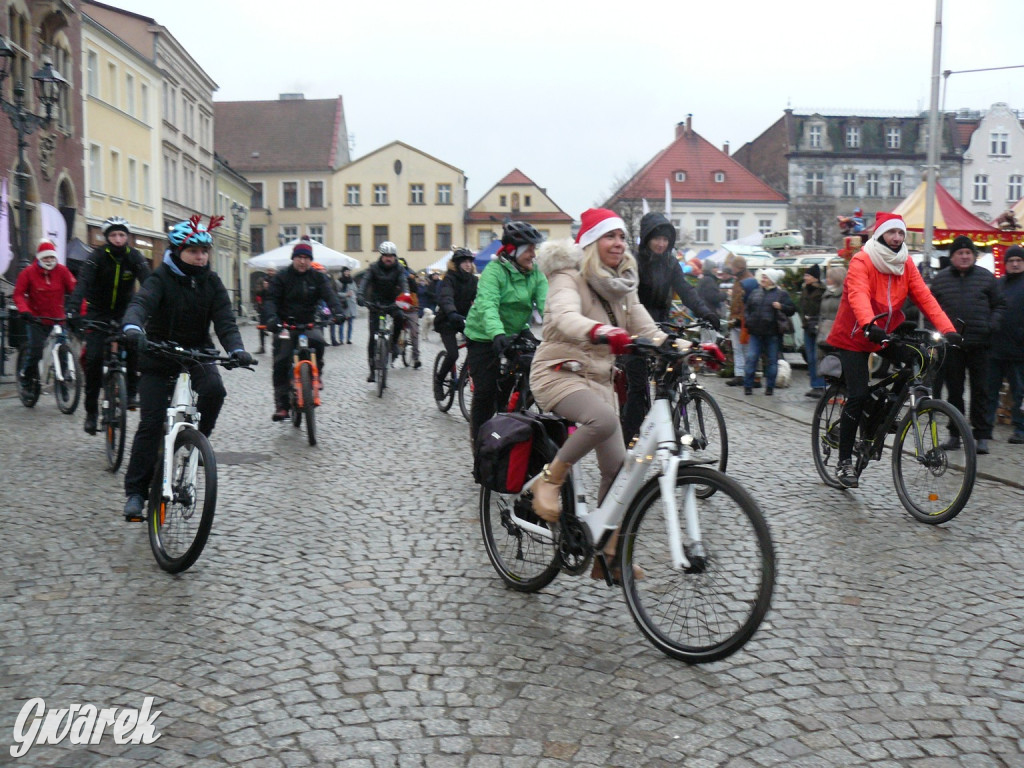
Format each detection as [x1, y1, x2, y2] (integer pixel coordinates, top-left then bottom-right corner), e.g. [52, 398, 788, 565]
[1, 320, 1022, 767]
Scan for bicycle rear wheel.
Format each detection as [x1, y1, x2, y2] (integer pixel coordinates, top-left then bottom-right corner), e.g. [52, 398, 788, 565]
[479, 482, 563, 593]
[375, 334, 389, 397]
[811, 382, 847, 489]
[148, 428, 217, 573]
[103, 370, 127, 472]
[675, 388, 728, 498]
[619, 466, 774, 664]
[458, 365, 473, 422]
[15, 347, 40, 407]
[892, 398, 976, 524]
[432, 351, 456, 412]
[300, 363, 317, 446]
[53, 342, 82, 414]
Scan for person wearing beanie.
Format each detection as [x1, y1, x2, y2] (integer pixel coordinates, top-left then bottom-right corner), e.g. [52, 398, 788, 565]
[800, 263, 827, 396]
[119, 215, 253, 521]
[433, 248, 478, 401]
[357, 240, 417, 383]
[987, 246, 1024, 443]
[69, 217, 153, 433]
[741, 268, 796, 395]
[928, 235, 1006, 454]
[463, 220, 547, 440]
[12, 239, 77, 387]
[263, 237, 344, 420]
[529, 209, 666, 583]
[619, 211, 721, 445]
[824, 212, 957, 488]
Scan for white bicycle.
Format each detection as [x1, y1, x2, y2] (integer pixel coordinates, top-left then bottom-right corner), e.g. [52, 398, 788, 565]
[16, 315, 82, 413]
[479, 339, 775, 663]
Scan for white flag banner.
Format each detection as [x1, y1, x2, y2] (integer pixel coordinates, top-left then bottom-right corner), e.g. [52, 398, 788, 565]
[664, 178, 672, 218]
[0, 177, 10, 275]
[641, 199, 650, 215]
[39, 203, 67, 265]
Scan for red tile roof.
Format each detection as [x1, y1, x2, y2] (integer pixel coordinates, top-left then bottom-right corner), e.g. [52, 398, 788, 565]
[954, 120, 979, 149]
[214, 97, 348, 173]
[611, 127, 787, 204]
[468, 168, 572, 222]
[495, 169, 535, 185]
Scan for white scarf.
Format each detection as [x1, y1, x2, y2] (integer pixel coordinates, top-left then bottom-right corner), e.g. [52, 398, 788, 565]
[864, 237, 908, 275]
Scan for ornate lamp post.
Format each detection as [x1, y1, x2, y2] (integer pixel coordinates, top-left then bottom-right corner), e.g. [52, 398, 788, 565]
[0, 39, 69, 271]
[230, 201, 247, 316]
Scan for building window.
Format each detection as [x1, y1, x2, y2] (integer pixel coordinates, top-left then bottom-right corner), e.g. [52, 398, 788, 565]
[86, 50, 98, 96]
[973, 174, 989, 202]
[128, 158, 137, 202]
[282, 181, 298, 209]
[410, 184, 424, 205]
[758, 219, 773, 235]
[281, 225, 298, 242]
[373, 226, 389, 248]
[307, 225, 324, 243]
[990, 131, 1009, 155]
[346, 225, 362, 251]
[410, 225, 425, 251]
[886, 127, 901, 149]
[499, 195, 507, 207]
[694, 219, 709, 242]
[110, 151, 121, 197]
[141, 83, 149, 123]
[125, 74, 135, 116]
[725, 219, 739, 241]
[142, 164, 151, 206]
[346, 184, 360, 205]
[524, 195, 531, 207]
[842, 171, 856, 197]
[866, 172, 879, 197]
[1009, 175, 1023, 202]
[889, 172, 903, 198]
[89, 144, 102, 192]
[374, 184, 388, 205]
[714, 172, 725, 183]
[808, 124, 822, 148]
[675, 171, 687, 182]
[107, 63, 117, 107]
[250, 228, 264, 255]
[805, 171, 824, 195]
[251, 182, 264, 209]
[478, 230, 494, 248]
[846, 126, 860, 148]
[437, 184, 452, 205]
[308, 181, 324, 208]
[436, 224, 452, 251]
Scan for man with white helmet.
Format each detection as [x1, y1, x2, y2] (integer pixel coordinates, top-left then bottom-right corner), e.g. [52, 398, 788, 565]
[357, 241, 415, 382]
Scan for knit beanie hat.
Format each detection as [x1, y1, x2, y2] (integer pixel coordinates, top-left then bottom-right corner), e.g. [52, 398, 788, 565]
[762, 268, 785, 286]
[806, 264, 821, 280]
[576, 208, 626, 249]
[873, 212, 906, 239]
[292, 239, 314, 259]
[1004, 245, 1024, 262]
[948, 235, 977, 255]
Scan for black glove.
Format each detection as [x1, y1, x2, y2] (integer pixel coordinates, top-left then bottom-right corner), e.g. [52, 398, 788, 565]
[492, 334, 510, 356]
[864, 324, 887, 344]
[123, 326, 147, 352]
[332, 314, 345, 324]
[265, 315, 281, 332]
[448, 313, 466, 332]
[944, 332, 963, 347]
[703, 314, 722, 333]
[230, 349, 255, 367]
[356, 296, 366, 307]
[521, 328, 540, 344]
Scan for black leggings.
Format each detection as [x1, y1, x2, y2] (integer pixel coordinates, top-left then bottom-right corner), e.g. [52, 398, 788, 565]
[837, 345, 912, 461]
[438, 330, 460, 381]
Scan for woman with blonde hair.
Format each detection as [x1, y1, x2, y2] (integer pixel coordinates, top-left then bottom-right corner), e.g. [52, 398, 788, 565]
[529, 209, 667, 582]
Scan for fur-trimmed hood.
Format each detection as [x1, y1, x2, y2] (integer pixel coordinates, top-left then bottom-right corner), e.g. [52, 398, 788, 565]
[536, 238, 582, 276]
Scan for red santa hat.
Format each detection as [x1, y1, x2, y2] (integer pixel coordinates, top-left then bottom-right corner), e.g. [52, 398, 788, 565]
[576, 208, 626, 249]
[873, 212, 906, 239]
[37, 239, 58, 259]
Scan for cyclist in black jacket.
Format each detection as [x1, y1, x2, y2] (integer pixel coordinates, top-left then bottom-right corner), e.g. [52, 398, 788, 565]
[262, 238, 344, 420]
[433, 248, 478, 399]
[357, 241, 413, 382]
[69, 217, 152, 433]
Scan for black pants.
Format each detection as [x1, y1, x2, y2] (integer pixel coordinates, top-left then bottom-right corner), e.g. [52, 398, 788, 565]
[124, 361, 226, 497]
[837, 345, 911, 461]
[366, 308, 403, 370]
[18, 323, 49, 377]
[438, 330, 461, 382]
[272, 328, 325, 409]
[83, 323, 138, 415]
[619, 354, 648, 446]
[467, 339, 501, 442]
[939, 345, 993, 440]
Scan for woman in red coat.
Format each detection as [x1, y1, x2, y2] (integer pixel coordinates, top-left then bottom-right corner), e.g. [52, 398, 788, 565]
[824, 213, 957, 488]
[12, 240, 76, 384]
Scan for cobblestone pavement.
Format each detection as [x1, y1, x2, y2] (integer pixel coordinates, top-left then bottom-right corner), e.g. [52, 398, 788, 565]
[1, 320, 1022, 767]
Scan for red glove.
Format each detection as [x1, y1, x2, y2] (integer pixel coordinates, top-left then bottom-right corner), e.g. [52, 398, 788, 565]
[589, 323, 632, 355]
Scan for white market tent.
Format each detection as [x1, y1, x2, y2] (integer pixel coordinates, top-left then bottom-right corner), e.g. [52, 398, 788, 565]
[247, 239, 358, 271]
[704, 232, 773, 269]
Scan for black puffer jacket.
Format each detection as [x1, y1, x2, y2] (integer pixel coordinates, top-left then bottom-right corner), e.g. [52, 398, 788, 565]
[991, 272, 1024, 360]
[358, 258, 412, 306]
[928, 264, 1005, 347]
[435, 267, 477, 332]
[635, 212, 713, 324]
[744, 285, 796, 337]
[264, 265, 342, 325]
[70, 245, 151, 319]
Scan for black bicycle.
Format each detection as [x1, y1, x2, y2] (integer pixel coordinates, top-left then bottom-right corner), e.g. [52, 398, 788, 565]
[811, 317, 976, 524]
[81, 319, 130, 471]
[459, 331, 539, 418]
[368, 302, 398, 397]
[432, 333, 468, 415]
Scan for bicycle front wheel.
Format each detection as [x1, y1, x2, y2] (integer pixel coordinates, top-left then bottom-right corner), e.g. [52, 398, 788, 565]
[619, 467, 775, 664]
[54, 342, 82, 414]
[103, 370, 127, 472]
[892, 398, 976, 524]
[811, 382, 847, 489]
[300, 363, 317, 446]
[148, 428, 217, 573]
[432, 351, 455, 412]
[15, 347, 40, 407]
[375, 334, 389, 397]
[458, 365, 473, 422]
[676, 388, 728, 498]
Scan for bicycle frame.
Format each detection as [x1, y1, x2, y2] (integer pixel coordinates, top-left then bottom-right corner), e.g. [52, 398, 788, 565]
[284, 326, 321, 408]
[159, 371, 201, 504]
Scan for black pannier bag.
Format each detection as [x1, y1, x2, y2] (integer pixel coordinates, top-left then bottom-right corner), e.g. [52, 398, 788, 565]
[474, 411, 539, 494]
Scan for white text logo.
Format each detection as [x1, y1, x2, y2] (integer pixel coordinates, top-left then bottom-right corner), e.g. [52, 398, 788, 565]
[10, 697, 162, 758]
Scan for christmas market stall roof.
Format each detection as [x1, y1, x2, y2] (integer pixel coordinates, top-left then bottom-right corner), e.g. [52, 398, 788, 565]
[890, 181, 1001, 246]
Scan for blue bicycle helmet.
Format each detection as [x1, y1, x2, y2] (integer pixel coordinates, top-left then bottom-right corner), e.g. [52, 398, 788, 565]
[168, 214, 223, 249]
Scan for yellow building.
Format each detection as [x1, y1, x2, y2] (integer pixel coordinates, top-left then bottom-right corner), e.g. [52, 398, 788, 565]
[81, 5, 163, 261]
[466, 169, 573, 250]
[213, 154, 254, 314]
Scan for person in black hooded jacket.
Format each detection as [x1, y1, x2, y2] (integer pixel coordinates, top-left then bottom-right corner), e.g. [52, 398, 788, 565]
[432, 248, 478, 399]
[620, 212, 720, 445]
[356, 241, 414, 382]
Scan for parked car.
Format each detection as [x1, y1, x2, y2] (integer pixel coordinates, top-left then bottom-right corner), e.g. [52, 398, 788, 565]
[770, 253, 847, 271]
[761, 229, 805, 250]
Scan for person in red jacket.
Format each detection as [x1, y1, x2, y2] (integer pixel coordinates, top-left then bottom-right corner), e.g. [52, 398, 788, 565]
[12, 240, 76, 385]
[824, 212, 958, 488]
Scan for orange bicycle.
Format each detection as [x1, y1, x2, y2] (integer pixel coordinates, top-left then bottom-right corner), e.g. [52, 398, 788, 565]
[280, 321, 323, 446]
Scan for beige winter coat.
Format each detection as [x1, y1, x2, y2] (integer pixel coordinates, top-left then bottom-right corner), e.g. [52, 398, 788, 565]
[530, 239, 665, 412]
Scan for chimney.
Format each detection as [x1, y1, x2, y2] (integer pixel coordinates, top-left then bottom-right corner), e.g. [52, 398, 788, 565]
[676, 121, 687, 139]
[686, 114, 692, 134]
[723, 141, 730, 155]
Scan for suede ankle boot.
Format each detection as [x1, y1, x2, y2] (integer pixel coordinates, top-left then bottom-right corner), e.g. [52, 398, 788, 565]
[532, 458, 571, 522]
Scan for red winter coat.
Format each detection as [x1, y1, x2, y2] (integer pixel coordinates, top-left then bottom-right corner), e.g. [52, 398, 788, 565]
[826, 250, 954, 352]
[13, 261, 76, 325]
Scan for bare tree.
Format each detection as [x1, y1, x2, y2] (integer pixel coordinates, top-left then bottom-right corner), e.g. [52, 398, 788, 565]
[599, 162, 645, 245]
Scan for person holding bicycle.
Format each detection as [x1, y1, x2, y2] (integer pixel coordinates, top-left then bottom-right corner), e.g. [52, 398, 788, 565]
[120, 215, 253, 521]
[262, 239, 344, 421]
[68, 216, 152, 434]
[824, 212, 959, 488]
[464, 221, 548, 440]
[357, 241, 413, 383]
[12, 239, 77, 386]
[433, 248, 478, 400]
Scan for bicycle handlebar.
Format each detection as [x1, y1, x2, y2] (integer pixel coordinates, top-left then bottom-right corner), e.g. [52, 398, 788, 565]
[145, 340, 258, 370]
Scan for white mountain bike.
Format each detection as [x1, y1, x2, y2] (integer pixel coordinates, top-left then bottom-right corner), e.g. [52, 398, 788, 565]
[479, 339, 775, 663]
[16, 315, 82, 413]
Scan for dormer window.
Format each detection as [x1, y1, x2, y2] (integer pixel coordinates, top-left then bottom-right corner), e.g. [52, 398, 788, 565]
[808, 124, 823, 148]
[886, 126, 901, 149]
[675, 171, 686, 182]
[714, 171, 725, 183]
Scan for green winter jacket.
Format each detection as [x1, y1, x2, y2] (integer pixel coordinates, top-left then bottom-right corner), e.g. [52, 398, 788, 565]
[464, 257, 547, 343]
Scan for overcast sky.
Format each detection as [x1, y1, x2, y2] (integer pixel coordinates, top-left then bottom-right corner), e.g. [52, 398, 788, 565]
[116, 0, 1023, 224]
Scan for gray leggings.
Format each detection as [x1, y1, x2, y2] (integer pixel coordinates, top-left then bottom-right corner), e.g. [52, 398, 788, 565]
[552, 389, 625, 503]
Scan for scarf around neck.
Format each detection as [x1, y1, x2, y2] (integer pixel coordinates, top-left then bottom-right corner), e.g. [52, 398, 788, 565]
[864, 237, 909, 275]
[587, 266, 637, 303]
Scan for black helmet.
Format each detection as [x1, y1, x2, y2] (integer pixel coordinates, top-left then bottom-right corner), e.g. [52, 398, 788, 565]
[501, 221, 543, 247]
[451, 247, 474, 264]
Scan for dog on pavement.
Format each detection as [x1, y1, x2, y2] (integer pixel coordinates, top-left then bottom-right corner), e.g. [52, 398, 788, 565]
[420, 307, 435, 341]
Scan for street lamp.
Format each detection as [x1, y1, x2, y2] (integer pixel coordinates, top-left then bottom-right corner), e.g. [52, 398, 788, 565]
[0, 39, 69, 271]
[230, 201, 247, 316]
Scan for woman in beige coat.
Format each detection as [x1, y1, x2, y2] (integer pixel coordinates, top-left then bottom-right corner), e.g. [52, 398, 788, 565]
[530, 209, 666, 578]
